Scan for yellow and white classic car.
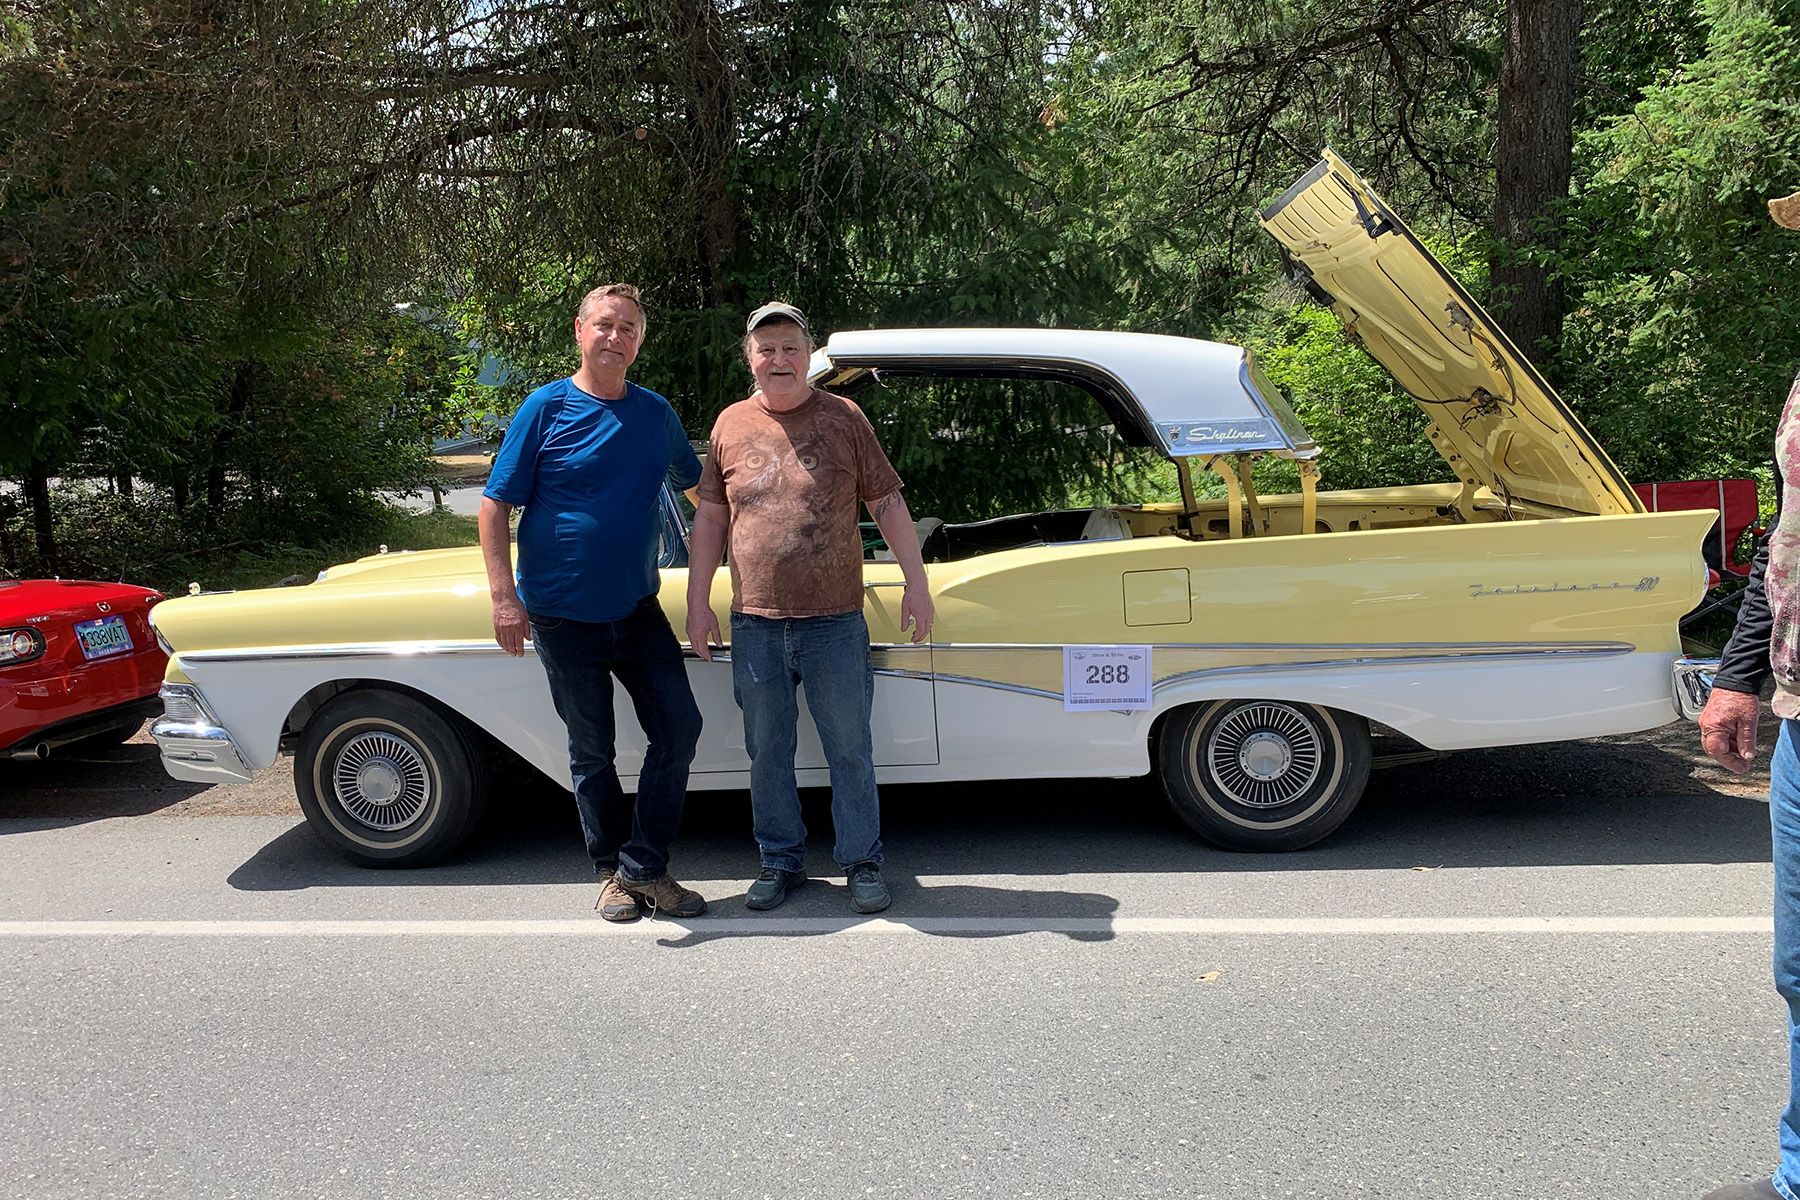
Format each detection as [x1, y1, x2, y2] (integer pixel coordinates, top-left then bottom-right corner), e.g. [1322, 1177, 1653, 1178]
[149, 152, 1716, 866]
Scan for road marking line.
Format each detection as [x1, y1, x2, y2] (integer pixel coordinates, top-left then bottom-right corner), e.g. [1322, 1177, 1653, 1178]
[0, 916, 1772, 938]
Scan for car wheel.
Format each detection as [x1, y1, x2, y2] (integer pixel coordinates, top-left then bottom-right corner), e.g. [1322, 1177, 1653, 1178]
[294, 690, 490, 867]
[1157, 699, 1372, 851]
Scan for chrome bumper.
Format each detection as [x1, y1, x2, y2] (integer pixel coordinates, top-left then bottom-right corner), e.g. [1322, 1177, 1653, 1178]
[151, 684, 254, 784]
[1672, 656, 1721, 722]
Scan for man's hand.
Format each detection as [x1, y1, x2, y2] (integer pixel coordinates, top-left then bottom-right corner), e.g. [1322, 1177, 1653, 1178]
[687, 605, 723, 662]
[1699, 687, 1761, 773]
[492, 594, 529, 657]
[900, 582, 935, 644]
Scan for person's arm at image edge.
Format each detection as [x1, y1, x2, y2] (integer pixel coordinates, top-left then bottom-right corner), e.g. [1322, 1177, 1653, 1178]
[1702, 537, 1772, 772]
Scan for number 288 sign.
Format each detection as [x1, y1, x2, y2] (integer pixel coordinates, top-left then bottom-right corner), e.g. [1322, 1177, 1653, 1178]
[1062, 645, 1153, 712]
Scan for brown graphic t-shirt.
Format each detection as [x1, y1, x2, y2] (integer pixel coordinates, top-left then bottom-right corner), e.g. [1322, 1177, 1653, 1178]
[697, 389, 903, 618]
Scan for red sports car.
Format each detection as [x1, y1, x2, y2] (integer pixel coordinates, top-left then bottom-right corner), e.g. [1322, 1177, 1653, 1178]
[1, 579, 167, 760]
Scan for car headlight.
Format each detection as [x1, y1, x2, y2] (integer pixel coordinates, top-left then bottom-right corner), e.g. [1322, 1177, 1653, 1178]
[0, 627, 45, 666]
[147, 608, 175, 656]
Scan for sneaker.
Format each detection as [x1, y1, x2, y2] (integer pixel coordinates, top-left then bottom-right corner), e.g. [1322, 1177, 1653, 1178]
[745, 867, 805, 911]
[1701, 1181, 1782, 1199]
[594, 869, 639, 922]
[846, 861, 890, 914]
[616, 872, 708, 918]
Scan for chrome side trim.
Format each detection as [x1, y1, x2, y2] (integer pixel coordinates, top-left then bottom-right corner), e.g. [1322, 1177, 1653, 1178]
[181, 642, 517, 663]
[1149, 645, 1632, 694]
[928, 640, 1634, 654]
[916, 673, 1061, 701]
[174, 637, 1639, 712]
[180, 638, 1628, 666]
[1673, 656, 1720, 722]
[917, 644, 1639, 704]
[182, 640, 936, 664]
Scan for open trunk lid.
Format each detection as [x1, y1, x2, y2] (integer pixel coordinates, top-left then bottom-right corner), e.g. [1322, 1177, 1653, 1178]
[1260, 150, 1640, 517]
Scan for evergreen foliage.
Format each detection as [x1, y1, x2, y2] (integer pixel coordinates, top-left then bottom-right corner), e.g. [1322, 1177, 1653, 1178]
[3, 1, 1797, 577]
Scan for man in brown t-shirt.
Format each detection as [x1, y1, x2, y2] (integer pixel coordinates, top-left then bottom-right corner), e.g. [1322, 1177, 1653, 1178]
[687, 301, 933, 914]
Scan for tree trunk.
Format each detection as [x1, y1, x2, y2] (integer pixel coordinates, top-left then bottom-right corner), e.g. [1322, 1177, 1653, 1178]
[207, 362, 255, 517]
[1490, 0, 1583, 360]
[669, 0, 742, 311]
[172, 473, 189, 511]
[0, 494, 14, 571]
[25, 460, 54, 567]
[661, 1, 745, 418]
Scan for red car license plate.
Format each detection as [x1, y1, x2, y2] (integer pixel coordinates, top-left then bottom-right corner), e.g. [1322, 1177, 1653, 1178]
[74, 615, 133, 660]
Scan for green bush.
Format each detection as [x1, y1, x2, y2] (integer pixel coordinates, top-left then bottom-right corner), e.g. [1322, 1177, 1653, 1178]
[0, 485, 477, 594]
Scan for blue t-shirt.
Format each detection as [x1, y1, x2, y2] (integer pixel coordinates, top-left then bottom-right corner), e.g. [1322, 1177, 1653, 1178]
[484, 378, 701, 622]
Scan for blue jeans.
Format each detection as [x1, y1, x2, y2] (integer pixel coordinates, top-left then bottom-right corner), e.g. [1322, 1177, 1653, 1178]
[530, 596, 702, 882]
[1776, 720, 1800, 1199]
[730, 611, 883, 873]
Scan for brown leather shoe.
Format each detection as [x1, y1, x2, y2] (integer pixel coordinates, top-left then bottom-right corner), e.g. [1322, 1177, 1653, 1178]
[594, 870, 639, 922]
[616, 873, 708, 918]
[1701, 1179, 1782, 1199]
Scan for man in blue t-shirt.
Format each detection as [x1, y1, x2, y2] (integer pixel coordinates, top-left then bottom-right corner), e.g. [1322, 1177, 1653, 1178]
[478, 283, 707, 922]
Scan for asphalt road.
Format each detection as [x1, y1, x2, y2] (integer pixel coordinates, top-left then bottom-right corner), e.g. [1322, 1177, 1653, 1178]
[0, 723, 1789, 1199]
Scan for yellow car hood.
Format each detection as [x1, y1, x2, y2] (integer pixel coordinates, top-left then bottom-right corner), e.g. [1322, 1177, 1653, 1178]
[1261, 150, 1640, 517]
[311, 545, 486, 587]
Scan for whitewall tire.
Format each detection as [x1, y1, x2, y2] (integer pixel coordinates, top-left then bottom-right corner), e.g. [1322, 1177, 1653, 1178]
[294, 690, 490, 867]
[1157, 699, 1371, 851]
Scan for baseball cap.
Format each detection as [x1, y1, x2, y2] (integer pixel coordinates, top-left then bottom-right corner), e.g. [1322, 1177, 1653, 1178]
[745, 301, 808, 333]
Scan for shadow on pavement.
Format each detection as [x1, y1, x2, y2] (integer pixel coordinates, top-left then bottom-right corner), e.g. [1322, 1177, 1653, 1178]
[646, 880, 1124, 947]
[0, 740, 210, 825]
[225, 720, 1778, 896]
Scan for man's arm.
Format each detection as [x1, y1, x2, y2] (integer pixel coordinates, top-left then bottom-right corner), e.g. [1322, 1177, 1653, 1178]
[867, 489, 934, 643]
[1701, 537, 1773, 772]
[478, 497, 528, 657]
[684, 498, 729, 661]
[665, 406, 702, 492]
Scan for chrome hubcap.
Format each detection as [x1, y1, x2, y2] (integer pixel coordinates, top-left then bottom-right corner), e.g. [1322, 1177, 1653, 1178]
[1238, 732, 1293, 781]
[1206, 703, 1323, 808]
[357, 760, 403, 803]
[333, 732, 431, 830]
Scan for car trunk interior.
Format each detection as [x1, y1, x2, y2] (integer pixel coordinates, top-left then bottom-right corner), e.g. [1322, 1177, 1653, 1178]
[917, 480, 1539, 563]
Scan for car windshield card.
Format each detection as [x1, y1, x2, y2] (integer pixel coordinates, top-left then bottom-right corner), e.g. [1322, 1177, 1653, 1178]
[74, 615, 132, 661]
[1063, 645, 1151, 712]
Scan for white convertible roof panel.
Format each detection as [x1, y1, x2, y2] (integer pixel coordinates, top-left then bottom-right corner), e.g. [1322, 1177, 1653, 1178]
[809, 328, 1318, 460]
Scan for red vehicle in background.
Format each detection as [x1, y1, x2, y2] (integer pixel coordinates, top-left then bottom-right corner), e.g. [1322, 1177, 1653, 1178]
[1, 579, 167, 760]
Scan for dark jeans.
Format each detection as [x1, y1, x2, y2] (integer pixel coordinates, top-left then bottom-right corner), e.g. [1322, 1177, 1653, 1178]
[530, 596, 702, 882]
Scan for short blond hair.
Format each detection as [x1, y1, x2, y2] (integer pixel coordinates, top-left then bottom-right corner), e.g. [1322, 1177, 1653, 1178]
[577, 283, 647, 330]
